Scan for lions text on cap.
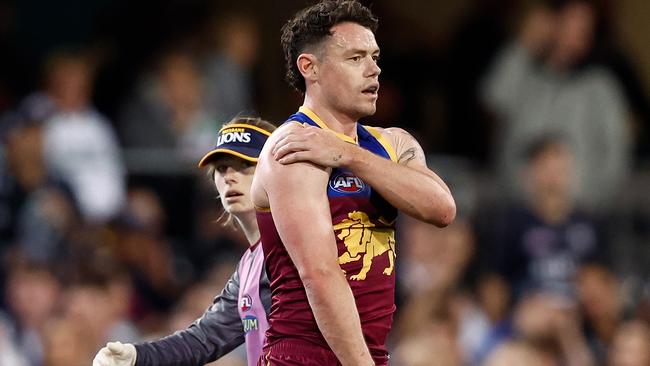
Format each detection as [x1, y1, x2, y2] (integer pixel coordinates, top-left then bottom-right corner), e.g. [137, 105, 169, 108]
[218, 127, 251, 146]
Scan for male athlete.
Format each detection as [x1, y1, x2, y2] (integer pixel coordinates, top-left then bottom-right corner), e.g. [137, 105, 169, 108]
[251, 1, 456, 365]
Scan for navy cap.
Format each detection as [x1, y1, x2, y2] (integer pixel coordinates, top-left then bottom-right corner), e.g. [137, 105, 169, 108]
[198, 123, 272, 167]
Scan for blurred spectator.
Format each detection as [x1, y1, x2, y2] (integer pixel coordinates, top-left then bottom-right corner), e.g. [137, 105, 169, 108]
[124, 187, 167, 236]
[164, 281, 218, 335]
[159, 257, 240, 337]
[62, 270, 139, 348]
[607, 319, 650, 366]
[0, 312, 29, 366]
[40, 261, 138, 366]
[638, 282, 650, 326]
[187, 197, 246, 279]
[119, 49, 216, 163]
[26, 50, 126, 223]
[440, 0, 515, 162]
[394, 217, 475, 337]
[499, 292, 595, 366]
[392, 321, 463, 366]
[41, 317, 91, 366]
[0, 118, 80, 267]
[110, 188, 182, 330]
[470, 274, 513, 364]
[484, 136, 602, 301]
[397, 216, 475, 297]
[392, 218, 476, 364]
[581, 0, 650, 159]
[481, 0, 631, 213]
[201, 13, 258, 122]
[4, 261, 61, 366]
[599, 51, 650, 159]
[577, 264, 624, 361]
[482, 340, 546, 366]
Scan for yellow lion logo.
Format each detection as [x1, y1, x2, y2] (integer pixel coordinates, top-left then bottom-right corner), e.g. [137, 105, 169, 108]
[333, 211, 396, 281]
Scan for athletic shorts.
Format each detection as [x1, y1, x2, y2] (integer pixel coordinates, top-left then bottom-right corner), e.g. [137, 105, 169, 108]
[257, 339, 389, 366]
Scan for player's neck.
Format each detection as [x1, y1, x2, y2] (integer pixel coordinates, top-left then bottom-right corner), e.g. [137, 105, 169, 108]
[302, 97, 357, 139]
[235, 212, 261, 246]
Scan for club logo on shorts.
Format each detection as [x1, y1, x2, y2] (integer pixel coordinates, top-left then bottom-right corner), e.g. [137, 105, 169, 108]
[330, 172, 365, 193]
[242, 315, 258, 333]
[240, 294, 252, 312]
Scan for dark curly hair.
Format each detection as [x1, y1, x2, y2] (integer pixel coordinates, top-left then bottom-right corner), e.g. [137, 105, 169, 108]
[281, 0, 378, 93]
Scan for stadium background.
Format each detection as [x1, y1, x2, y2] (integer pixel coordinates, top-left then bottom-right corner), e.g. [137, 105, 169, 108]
[0, 0, 649, 364]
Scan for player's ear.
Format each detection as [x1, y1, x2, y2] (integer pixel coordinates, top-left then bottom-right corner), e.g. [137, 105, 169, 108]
[297, 53, 319, 83]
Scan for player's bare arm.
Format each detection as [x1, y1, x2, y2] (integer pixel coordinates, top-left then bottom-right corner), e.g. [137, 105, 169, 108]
[271, 124, 456, 227]
[253, 124, 375, 366]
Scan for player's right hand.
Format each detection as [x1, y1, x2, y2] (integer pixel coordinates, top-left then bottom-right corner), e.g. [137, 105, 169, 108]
[92, 341, 137, 366]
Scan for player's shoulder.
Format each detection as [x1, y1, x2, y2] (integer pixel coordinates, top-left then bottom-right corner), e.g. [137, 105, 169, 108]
[257, 121, 328, 176]
[363, 125, 413, 146]
[363, 125, 407, 136]
[273, 120, 303, 135]
[375, 126, 410, 136]
[282, 119, 304, 129]
[259, 121, 301, 152]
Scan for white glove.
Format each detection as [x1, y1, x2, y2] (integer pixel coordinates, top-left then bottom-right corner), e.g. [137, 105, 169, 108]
[92, 341, 137, 366]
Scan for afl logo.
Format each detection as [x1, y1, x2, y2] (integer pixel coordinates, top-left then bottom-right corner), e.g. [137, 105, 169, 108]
[240, 295, 252, 312]
[330, 172, 365, 193]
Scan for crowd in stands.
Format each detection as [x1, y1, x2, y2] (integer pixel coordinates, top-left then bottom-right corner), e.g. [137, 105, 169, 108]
[0, 0, 648, 365]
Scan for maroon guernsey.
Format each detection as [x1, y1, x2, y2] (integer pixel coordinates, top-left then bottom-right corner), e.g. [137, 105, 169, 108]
[257, 107, 398, 363]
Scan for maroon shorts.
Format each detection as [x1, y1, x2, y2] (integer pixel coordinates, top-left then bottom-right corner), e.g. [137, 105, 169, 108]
[257, 339, 388, 366]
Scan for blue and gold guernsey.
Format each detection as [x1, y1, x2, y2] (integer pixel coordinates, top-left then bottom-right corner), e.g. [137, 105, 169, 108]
[257, 106, 398, 363]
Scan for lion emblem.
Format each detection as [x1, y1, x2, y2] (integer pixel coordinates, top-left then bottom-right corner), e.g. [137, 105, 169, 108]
[333, 211, 396, 281]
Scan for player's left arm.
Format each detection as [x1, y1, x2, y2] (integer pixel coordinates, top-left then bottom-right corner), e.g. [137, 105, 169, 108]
[272, 125, 456, 227]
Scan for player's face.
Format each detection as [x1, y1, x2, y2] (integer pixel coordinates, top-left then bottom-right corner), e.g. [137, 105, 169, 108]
[212, 155, 256, 215]
[317, 22, 381, 120]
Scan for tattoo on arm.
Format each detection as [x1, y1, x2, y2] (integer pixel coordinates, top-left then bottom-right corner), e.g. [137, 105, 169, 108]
[397, 148, 417, 165]
[398, 132, 426, 165]
[385, 127, 427, 166]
